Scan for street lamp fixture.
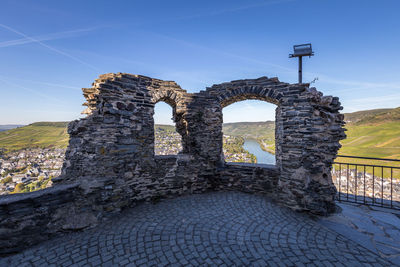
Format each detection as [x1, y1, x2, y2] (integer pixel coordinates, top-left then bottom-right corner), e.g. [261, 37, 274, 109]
[289, 43, 314, 84]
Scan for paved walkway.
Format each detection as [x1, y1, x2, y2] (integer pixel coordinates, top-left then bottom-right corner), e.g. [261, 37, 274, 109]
[318, 201, 400, 266]
[0, 192, 392, 266]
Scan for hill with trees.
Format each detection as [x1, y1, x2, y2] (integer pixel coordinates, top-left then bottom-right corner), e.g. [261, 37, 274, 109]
[0, 107, 399, 160]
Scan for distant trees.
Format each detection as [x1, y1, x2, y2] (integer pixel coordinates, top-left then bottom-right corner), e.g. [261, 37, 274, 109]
[15, 177, 53, 194]
[1, 167, 27, 177]
[13, 183, 25, 193]
[0, 176, 12, 184]
[223, 136, 257, 163]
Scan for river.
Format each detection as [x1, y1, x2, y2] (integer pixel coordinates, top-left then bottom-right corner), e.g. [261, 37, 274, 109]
[242, 139, 275, 164]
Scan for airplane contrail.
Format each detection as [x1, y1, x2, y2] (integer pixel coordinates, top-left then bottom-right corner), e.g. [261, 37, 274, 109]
[0, 27, 98, 48]
[0, 23, 100, 71]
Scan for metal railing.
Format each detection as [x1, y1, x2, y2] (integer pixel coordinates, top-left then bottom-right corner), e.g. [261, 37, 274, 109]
[332, 155, 400, 210]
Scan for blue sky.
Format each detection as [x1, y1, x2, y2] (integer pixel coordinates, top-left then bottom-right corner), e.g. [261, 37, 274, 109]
[1, 0, 400, 125]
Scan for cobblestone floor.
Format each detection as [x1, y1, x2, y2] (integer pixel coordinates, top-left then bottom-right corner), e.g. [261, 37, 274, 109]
[0, 192, 392, 266]
[318, 201, 400, 265]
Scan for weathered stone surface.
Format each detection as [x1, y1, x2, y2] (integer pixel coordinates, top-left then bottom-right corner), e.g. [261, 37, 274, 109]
[0, 192, 391, 266]
[60, 73, 345, 215]
[0, 183, 98, 255]
[215, 163, 279, 194]
[0, 73, 346, 255]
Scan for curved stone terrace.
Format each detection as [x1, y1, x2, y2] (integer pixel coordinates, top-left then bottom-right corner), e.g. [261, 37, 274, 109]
[1, 192, 393, 266]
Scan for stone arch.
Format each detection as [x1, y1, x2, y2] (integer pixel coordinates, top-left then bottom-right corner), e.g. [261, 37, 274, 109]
[151, 99, 183, 156]
[61, 73, 191, 179]
[149, 86, 190, 154]
[151, 91, 179, 107]
[207, 77, 284, 106]
[151, 90, 182, 131]
[1, 72, 348, 255]
[219, 97, 279, 164]
[205, 77, 289, 168]
[220, 93, 279, 108]
[59, 73, 345, 215]
[204, 76, 345, 214]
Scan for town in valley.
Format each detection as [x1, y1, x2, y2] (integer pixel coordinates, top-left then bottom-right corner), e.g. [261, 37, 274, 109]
[0, 129, 255, 195]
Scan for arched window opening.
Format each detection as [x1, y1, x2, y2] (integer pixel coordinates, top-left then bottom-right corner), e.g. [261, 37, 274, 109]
[154, 101, 183, 155]
[222, 99, 276, 165]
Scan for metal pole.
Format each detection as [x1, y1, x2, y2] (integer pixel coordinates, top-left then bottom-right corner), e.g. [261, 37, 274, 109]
[298, 56, 302, 83]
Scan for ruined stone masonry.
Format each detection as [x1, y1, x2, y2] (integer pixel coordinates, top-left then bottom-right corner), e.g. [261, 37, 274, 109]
[0, 73, 346, 255]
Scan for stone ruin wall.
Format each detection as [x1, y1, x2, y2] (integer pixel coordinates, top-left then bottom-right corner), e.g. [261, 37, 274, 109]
[60, 73, 345, 213]
[0, 73, 346, 255]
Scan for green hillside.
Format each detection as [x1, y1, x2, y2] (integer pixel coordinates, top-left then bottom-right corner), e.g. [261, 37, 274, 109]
[0, 122, 177, 153]
[0, 125, 24, 132]
[223, 121, 275, 153]
[0, 122, 69, 152]
[221, 108, 400, 160]
[223, 121, 274, 138]
[338, 107, 400, 176]
[340, 107, 400, 158]
[155, 124, 177, 132]
[341, 107, 400, 159]
[0, 107, 399, 162]
[343, 108, 392, 124]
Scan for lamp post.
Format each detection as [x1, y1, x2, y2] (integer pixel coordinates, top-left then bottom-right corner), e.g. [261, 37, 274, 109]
[289, 43, 314, 84]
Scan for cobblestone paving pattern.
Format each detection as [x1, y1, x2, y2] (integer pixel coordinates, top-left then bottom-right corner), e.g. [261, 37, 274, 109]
[0, 192, 392, 266]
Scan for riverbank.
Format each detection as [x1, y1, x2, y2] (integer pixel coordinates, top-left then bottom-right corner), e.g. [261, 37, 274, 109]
[223, 135, 256, 163]
[257, 138, 275, 155]
[243, 139, 275, 165]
